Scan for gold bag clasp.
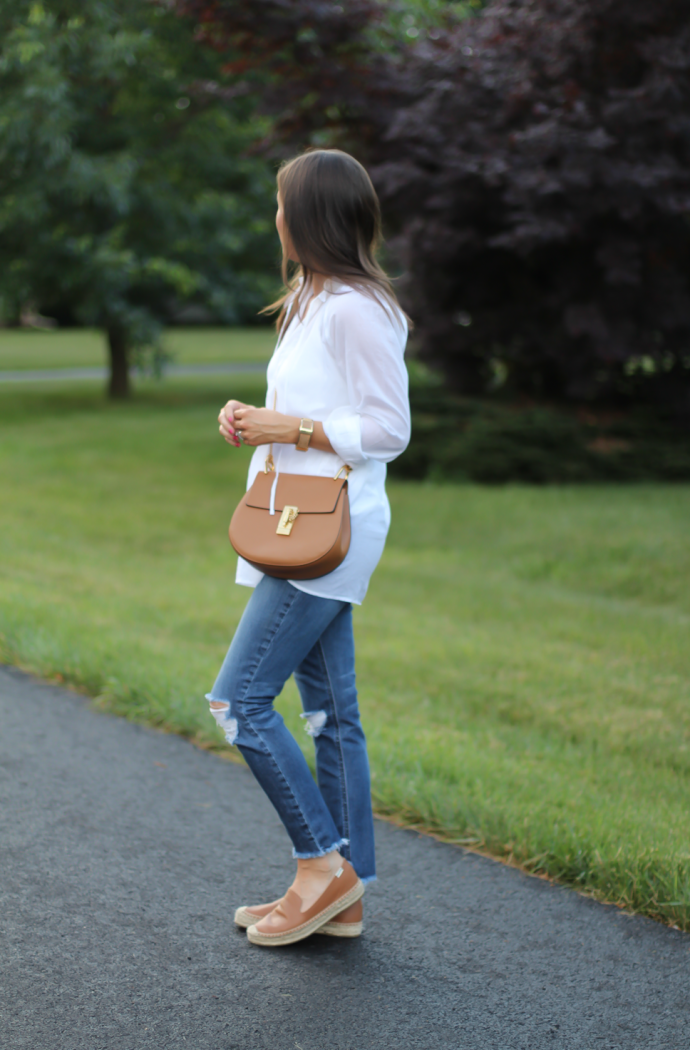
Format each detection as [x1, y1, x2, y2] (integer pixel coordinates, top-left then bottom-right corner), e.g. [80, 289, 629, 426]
[276, 505, 298, 536]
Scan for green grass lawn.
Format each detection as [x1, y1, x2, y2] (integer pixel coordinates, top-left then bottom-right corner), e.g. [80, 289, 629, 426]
[1, 375, 689, 930]
[0, 326, 276, 371]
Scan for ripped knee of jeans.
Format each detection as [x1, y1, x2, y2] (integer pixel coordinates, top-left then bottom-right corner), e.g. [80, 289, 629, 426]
[207, 699, 238, 746]
[300, 710, 327, 738]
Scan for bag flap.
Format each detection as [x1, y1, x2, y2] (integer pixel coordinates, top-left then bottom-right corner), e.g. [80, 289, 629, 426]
[245, 472, 347, 514]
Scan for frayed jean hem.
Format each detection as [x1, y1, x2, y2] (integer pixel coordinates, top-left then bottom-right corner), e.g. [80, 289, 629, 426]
[292, 837, 349, 860]
[361, 875, 377, 886]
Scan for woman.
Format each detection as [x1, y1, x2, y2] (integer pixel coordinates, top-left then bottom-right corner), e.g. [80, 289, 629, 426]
[208, 148, 410, 948]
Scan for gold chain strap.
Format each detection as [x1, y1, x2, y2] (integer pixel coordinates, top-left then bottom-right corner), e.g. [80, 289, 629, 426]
[264, 390, 277, 473]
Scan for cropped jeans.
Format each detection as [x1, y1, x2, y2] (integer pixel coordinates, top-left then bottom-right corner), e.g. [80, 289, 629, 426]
[207, 576, 376, 883]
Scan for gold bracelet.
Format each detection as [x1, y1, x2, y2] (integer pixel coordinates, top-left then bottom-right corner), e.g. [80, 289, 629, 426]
[296, 418, 314, 452]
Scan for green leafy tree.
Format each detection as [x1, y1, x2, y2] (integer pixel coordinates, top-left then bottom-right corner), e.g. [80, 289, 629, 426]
[0, 0, 277, 397]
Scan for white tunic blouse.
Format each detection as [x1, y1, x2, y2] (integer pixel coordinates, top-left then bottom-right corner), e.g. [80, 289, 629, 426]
[235, 280, 411, 605]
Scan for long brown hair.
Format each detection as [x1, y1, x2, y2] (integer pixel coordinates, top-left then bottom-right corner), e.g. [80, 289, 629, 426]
[262, 149, 409, 334]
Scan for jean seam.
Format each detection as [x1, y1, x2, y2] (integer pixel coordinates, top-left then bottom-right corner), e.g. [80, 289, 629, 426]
[234, 586, 332, 854]
[239, 735, 316, 848]
[235, 587, 300, 708]
[316, 636, 351, 848]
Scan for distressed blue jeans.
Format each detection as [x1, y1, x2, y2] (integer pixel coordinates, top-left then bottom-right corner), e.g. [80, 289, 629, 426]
[207, 576, 376, 883]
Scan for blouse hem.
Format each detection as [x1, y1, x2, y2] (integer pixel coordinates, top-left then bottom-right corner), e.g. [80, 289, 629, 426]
[234, 574, 362, 606]
[289, 580, 363, 606]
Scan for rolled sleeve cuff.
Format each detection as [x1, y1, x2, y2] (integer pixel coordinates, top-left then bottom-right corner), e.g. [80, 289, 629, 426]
[324, 407, 365, 466]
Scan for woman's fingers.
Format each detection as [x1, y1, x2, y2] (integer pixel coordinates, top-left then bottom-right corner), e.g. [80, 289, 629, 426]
[219, 400, 250, 432]
[219, 424, 240, 447]
[218, 404, 241, 447]
[233, 407, 259, 446]
[217, 401, 258, 448]
[233, 405, 260, 444]
[220, 416, 238, 441]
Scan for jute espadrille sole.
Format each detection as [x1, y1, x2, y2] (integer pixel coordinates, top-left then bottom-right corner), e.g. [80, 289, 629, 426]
[235, 904, 363, 937]
[316, 918, 363, 937]
[246, 880, 364, 947]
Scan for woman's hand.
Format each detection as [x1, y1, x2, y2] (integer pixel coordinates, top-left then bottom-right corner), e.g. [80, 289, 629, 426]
[218, 401, 335, 454]
[218, 400, 251, 447]
[232, 407, 299, 448]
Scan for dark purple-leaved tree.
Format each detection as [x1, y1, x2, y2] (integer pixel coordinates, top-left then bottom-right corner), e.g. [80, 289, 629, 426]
[374, 0, 690, 417]
[179, 0, 690, 417]
[175, 0, 400, 144]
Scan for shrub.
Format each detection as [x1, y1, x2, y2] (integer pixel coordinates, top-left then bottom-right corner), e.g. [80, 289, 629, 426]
[391, 386, 690, 483]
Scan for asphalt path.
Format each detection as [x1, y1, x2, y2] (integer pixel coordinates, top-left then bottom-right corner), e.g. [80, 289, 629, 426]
[1, 665, 687, 1050]
[0, 362, 266, 383]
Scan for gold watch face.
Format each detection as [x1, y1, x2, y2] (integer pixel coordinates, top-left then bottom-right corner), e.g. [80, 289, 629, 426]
[296, 420, 313, 450]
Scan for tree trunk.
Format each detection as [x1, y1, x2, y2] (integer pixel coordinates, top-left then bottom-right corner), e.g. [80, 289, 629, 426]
[107, 326, 130, 399]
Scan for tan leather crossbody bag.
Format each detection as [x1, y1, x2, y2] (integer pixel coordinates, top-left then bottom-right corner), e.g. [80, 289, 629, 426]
[229, 452, 352, 580]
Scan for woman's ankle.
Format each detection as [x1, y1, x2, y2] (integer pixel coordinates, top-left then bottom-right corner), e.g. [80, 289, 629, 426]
[296, 850, 342, 875]
[291, 852, 342, 911]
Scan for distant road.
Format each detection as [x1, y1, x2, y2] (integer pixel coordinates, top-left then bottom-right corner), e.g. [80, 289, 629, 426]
[1, 664, 687, 1050]
[0, 361, 267, 383]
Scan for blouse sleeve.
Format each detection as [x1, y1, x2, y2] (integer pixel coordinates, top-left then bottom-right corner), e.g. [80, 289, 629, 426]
[323, 292, 411, 467]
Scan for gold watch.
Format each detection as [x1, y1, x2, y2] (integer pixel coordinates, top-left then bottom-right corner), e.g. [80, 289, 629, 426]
[296, 418, 314, 452]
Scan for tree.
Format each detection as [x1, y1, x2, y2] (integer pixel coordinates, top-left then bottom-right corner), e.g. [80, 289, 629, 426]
[174, 0, 472, 149]
[178, 0, 690, 419]
[0, 0, 278, 397]
[175, 0, 399, 148]
[372, 0, 690, 418]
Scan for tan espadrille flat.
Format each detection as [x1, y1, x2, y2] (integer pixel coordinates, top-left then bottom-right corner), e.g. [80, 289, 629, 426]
[234, 898, 363, 938]
[234, 900, 281, 929]
[246, 859, 364, 947]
